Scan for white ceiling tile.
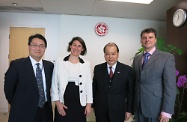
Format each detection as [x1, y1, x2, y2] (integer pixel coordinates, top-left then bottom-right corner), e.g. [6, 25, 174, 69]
[0, 0, 184, 20]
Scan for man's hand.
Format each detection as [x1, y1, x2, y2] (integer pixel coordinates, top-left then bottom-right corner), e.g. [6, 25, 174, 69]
[125, 112, 132, 121]
[159, 114, 170, 122]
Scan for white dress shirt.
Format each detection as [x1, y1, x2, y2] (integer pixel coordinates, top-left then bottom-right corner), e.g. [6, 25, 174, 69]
[29, 56, 47, 101]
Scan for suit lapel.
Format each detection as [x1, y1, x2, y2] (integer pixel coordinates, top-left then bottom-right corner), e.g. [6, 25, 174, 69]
[137, 54, 143, 71]
[112, 62, 121, 84]
[43, 60, 51, 95]
[25, 57, 39, 92]
[143, 50, 159, 70]
[101, 63, 109, 92]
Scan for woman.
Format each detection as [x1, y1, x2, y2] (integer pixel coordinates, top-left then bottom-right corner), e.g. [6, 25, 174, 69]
[51, 36, 93, 122]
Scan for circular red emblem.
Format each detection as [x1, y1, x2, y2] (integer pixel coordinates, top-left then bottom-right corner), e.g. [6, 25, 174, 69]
[95, 22, 109, 36]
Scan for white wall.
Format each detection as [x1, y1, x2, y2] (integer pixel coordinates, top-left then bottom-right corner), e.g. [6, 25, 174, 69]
[0, 12, 166, 112]
[59, 15, 166, 73]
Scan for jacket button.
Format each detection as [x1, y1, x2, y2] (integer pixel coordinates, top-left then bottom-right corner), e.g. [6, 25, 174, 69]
[79, 82, 82, 85]
[80, 90, 83, 93]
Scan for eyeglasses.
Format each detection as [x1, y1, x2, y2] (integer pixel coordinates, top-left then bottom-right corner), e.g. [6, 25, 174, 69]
[30, 44, 46, 49]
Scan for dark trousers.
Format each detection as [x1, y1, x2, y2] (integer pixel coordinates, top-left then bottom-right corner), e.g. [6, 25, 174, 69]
[135, 104, 159, 122]
[34, 102, 52, 122]
[107, 110, 111, 122]
[95, 109, 111, 122]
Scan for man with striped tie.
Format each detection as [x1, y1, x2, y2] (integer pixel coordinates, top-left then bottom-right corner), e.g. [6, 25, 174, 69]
[4, 34, 54, 122]
[133, 28, 176, 122]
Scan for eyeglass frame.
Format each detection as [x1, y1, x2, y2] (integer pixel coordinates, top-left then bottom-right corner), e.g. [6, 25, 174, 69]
[29, 44, 46, 49]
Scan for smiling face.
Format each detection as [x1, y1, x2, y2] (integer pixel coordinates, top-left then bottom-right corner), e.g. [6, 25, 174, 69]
[104, 45, 119, 67]
[29, 38, 46, 62]
[70, 40, 84, 56]
[141, 32, 156, 52]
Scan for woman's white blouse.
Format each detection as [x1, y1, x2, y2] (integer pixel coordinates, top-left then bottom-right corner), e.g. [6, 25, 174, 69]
[51, 57, 93, 106]
[68, 62, 79, 85]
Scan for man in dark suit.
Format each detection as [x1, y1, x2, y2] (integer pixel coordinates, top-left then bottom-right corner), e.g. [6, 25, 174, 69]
[4, 34, 54, 122]
[133, 28, 176, 122]
[92, 42, 134, 122]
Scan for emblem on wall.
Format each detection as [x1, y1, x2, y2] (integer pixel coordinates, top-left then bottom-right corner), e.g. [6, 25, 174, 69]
[95, 22, 109, 36]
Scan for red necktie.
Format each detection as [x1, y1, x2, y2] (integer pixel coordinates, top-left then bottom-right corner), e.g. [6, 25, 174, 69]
[109, 67, 113, 79]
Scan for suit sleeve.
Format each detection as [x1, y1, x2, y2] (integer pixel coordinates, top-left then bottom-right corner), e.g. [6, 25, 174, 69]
[126, 66, 134, 113]
[92, 65, 97, 108]
[4, 61, 18, 104]
[162, 54, 176, 114]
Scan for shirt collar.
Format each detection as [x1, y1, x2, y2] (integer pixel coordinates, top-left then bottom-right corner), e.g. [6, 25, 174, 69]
[144, 46, 156, 55]
[29, 56, 43, 67]
[107, 62, 117, 70]
[63, 55, 85, 64]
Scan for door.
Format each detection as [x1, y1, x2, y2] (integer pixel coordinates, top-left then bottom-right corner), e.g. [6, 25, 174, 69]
[9, 27, 45, 61]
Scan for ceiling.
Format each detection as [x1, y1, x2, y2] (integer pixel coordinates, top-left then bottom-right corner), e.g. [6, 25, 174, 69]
[0, 0, 183, 21]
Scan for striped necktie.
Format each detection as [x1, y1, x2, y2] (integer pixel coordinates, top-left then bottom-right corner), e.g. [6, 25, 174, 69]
[36, 63, 45, 108]
[142, 52, 151, 69]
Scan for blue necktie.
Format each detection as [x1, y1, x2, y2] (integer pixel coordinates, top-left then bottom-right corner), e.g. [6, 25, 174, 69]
[142, 52, 151, 69]
[36, 63, 45, 108]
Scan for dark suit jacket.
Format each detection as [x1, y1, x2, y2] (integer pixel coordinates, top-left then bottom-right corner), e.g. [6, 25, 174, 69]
[93, 61, 134, 122]
[133, 50, 176, 118]
[4, 57, 54, 122]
